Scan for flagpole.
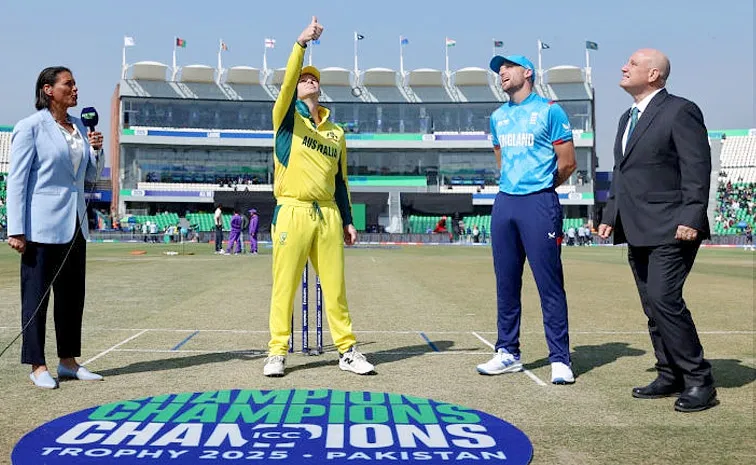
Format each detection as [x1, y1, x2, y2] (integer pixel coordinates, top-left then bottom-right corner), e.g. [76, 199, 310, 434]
[263, 42, 268, 73]
[585, 45, 592, 86]
[399, 36, 404, 76]
[122, 45, 127, 79]
[353, 32, 358, 75]
[217, 39, 223, 83]
[537, 40, 543, 85]
[445, 39, 449, 78]
[172, 37, 177, 81]
[308, 44, 313, 66]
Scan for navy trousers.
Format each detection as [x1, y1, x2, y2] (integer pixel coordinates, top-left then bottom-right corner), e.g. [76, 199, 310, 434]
[491, 189, 570, 364]
[21, 229, 87, 366]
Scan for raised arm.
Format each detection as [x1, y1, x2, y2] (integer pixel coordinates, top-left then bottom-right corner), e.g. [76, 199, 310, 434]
[272, 17, 323, 130]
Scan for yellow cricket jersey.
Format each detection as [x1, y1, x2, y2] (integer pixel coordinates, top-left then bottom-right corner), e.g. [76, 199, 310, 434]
[272, 43, 353, 225]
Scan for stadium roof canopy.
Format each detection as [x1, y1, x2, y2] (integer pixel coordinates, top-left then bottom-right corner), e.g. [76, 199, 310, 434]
[120, 62, 595, 103]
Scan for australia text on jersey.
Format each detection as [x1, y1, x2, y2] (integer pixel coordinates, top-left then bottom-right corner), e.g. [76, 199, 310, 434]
[301, 135, 340, 158]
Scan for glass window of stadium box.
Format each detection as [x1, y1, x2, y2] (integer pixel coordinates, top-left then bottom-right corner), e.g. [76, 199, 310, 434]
[121, 146, 271, 187]
[346, 151, 439, 176]
[557, 100, 592, 132]
[123, 98, 274, 130]
[123, 98, 500, 134]
[122, 98, 590, 136]
[439, 152, 498, 185]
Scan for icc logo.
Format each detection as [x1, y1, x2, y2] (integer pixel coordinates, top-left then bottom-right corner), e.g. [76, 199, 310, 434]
[279, 232, 288, 245]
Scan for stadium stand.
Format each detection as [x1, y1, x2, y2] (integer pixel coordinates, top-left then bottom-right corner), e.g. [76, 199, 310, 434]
[319, 67, 360, 103]
[360, 68, 407, 102]
[714, 135, 756, 235]
[406, 69, 455, 103]
[452, 68, 504, 103]
[185, 212, 233, 232]
[224, 66, 274, 101]
[407, 214, 586, 236]
[0, 130, 10, 232]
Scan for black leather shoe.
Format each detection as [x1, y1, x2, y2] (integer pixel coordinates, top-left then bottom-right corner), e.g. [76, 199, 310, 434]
[674, 386, 718, 412]
[632, 378, 683, 399]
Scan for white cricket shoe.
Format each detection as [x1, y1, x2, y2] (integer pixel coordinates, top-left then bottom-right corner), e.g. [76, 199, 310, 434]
[476, 348, 523, 375]
[263, 355, 286, 377]
[550, 362, 575, 385]
[339, 347, 375, 375]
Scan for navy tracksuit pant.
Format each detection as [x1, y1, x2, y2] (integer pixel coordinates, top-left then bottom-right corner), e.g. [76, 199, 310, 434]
[491, 189, 570, 364]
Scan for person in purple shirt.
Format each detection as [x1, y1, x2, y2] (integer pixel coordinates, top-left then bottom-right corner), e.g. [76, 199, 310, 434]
[226, 210, 243, 255]
[248, 208, 259, 255]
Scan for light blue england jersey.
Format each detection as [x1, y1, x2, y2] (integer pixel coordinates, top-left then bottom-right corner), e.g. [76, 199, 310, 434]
[490, 93, 573, 195]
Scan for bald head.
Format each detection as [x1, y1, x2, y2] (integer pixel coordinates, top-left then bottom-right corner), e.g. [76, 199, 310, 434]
[620, 48, 671, 99]
[639, 48, 671, 85]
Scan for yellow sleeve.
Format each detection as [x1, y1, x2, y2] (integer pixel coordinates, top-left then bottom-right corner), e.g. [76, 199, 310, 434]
[334, 136, 353, 225]
[272, 42, 306, 130]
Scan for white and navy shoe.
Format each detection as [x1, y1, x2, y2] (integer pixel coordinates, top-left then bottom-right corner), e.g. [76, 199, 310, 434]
[477, 348, 523, 375]
[58, 364, 103, 381]
[339, 347, 375, 375]
[550, 362, 575, 385]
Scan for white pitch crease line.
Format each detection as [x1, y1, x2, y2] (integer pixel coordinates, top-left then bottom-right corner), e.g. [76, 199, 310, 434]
[1, 327, 753, 335]
[82, 329, 149, 366]
[111, 348, 488, 356]
[471, 331, 548, 386]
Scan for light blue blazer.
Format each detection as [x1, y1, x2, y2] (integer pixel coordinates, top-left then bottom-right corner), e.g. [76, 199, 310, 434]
[6, 109, 104, 244]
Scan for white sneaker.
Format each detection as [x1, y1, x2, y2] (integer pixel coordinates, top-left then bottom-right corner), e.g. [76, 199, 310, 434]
[263, 355, 286, 377]
[339, 347, 375, 375]
[550, 362, 575, 384]
[476, 348, 522, 375]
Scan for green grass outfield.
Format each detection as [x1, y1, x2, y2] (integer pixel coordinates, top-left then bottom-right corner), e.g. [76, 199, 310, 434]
[0, 243, 753, 464]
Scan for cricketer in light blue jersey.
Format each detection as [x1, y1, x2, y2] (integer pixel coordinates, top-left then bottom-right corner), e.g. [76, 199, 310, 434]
[476, 54, 578, 385]
[490, 93, 573, 194]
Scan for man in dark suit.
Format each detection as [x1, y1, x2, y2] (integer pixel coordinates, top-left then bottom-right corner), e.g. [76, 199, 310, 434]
[598, 49, 717, 412]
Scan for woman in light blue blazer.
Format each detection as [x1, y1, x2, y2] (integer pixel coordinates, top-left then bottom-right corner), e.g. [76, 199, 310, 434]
[6, 67, 104, 389]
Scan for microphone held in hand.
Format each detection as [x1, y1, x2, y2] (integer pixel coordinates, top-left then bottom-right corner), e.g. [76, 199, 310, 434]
[80, 107, 99, 132]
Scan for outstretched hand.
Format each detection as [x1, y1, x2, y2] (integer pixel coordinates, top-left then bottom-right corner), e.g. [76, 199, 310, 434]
[298, 16, 324, 47]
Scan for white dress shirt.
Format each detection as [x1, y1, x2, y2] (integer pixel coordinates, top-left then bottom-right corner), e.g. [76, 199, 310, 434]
[622, 88, 664, 154]
[56, 120, 85, 173]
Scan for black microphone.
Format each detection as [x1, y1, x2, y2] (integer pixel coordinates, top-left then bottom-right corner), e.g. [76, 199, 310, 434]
[80, 107, 99, 133]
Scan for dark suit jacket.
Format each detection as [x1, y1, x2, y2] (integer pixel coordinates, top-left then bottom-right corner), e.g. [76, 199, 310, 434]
[602, 89, 712, 247]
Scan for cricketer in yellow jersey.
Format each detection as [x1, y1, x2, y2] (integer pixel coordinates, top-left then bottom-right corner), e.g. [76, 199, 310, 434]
[263, 17, 375, 377]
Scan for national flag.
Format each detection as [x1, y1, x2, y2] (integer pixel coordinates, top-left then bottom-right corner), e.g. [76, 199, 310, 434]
[400, 36, 409, 46]
[176, 37, 187, 48]
[220, 41, 228, 52]
[586, 40, 599, 50]
[124, 36, 135, 47]
[355, 32, 365, 41]
[445, 37, 456, 47]
[312, 39, 320, 45]
[539, 41, 550, 49]
[265, 38, 276, 49]
[493, 40, 504, 48]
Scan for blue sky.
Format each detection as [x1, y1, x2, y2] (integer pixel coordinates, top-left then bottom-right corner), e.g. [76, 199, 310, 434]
[0, 0, 752, 170]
